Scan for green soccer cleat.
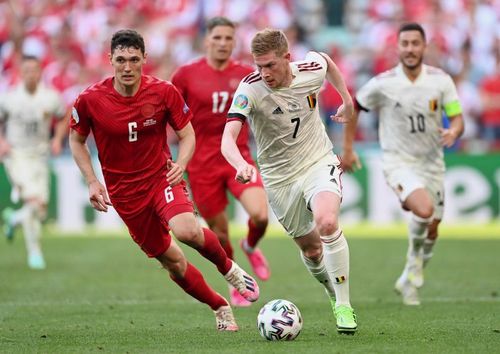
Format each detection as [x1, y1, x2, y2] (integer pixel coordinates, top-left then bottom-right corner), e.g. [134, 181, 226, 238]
[333, 304, 357, 335]
[2, 207, 15, 242]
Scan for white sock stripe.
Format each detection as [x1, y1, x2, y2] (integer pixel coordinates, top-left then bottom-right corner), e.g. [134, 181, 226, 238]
[412, 214, 433, 224]
[321, 229, 343, 244]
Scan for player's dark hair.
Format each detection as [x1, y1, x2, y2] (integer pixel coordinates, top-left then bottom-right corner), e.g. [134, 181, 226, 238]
[22, 54, 40, 62]
[206, 16, 235, 32]
[398, 22, 426, 41]
[111, 29, 145, 55]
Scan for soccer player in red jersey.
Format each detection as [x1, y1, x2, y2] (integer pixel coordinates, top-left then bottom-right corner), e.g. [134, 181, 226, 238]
[69, 29, 259, 331]
[171, 17, 270, 307]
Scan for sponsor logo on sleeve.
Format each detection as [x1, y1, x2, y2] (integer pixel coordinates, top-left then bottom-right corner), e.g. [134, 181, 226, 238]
[234, 94, 249, 109]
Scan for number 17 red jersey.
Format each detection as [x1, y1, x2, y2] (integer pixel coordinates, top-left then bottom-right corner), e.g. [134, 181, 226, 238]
[171, 58, 254, 179]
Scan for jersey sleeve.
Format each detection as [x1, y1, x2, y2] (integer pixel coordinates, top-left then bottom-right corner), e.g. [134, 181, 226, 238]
[299, 51, 328, 90]
[227, 81, 254, 123]
[441, 74, 462, 117]
[165, 83, 192, 131]
[50, 91, 67, 120]
[170, 67, 187, 98]
[355, 77, 381, 111]
[70, 94, 91, 137]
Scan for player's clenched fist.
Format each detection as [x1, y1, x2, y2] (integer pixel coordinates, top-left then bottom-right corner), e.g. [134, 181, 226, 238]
[235, 163, 256, 184]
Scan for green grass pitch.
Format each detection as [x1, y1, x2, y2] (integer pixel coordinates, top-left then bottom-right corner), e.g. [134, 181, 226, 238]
[1, 225, 499, 353]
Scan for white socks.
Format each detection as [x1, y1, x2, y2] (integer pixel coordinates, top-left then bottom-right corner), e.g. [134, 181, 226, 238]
[20, 204, 42, 257]
[423, 239, 436, 266]
[300, 252, 336, 299]
[408, 215, 432, 257]
[321, 229, 351, 307]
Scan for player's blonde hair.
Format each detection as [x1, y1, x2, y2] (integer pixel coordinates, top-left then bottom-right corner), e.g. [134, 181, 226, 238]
[251, 29, 289, 57]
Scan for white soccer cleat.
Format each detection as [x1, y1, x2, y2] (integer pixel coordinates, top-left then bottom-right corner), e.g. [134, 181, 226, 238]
[214, 305, 239, 332]
[395, 277, 420, 306]
[223, 261, 260, 302]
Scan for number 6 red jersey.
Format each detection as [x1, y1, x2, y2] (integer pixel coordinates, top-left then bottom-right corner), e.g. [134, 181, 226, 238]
[70, 75, 192, 200]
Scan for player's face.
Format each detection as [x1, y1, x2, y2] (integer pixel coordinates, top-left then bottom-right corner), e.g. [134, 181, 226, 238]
[205, 25, 235, 62]
[254, 51, 291, 88]
[21, 59, 42, 92]
[110, 46, 146, 89]
[398, 30, 426, 70]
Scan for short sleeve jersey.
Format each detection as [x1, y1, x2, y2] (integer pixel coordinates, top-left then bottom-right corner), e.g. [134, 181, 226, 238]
[70, 76, 191, 200]
[171, 58, 254, 178]
[0, 83, 66, 154]
[356, 64, 462, 172]
[227, 51, 332, 187]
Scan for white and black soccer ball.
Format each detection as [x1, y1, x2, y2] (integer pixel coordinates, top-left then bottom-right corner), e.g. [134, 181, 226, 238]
[257, 299, 303, 341]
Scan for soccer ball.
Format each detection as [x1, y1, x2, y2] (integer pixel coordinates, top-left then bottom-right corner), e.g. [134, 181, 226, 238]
[257, 299, 303, 341]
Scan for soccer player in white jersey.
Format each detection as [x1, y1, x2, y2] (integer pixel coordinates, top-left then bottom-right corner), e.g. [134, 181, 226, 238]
[342, 23, 464, 305]
[0, 55, 68, 269]
[221, 28, 357, 334]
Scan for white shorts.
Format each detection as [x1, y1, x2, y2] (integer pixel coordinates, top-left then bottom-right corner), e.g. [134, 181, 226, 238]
[265, 152, 343, 238]
[383, 165, 444, 220]
[4, 151, 49, 203]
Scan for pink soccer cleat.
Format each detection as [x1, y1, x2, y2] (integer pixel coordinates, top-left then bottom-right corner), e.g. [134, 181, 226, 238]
[230, 287, 252, 307]
[240, 240, 270, 281]
[223, 261, 260, 302]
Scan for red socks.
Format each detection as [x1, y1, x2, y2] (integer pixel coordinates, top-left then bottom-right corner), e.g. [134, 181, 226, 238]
[170, 263, 227, 310]
[246, 219, 267, 249]
[197, 228, 232, 274]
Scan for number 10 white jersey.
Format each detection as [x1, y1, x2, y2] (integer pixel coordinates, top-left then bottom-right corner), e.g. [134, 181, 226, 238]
[355, 64, 461, 174]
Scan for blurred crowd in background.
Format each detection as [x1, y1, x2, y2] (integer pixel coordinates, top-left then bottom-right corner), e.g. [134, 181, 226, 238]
[1, 0, 499, 151]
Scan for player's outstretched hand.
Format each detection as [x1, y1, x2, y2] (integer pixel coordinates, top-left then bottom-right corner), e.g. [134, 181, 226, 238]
[340, 150, 362, 173]
[88, 180, 112, 212]
[439, 127, 458, 148]
[330, 102, 354, 124]
[166, 159, 184, 186]
[235, 163, 256, 184]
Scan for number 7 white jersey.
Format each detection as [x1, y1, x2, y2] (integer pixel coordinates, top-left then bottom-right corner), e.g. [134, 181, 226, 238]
[227, 51, 333, 187]
[355, 64, 462, 173]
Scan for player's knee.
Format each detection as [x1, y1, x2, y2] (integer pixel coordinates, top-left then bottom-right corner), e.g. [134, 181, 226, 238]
[315, 214, 338, 236]
[175, 226, 203, 246]
[302, 247, 323, 263]
[250, 212, 268, 229]
[414, 204, 434, 219]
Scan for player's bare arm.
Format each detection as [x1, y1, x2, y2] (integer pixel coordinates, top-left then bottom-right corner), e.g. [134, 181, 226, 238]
[318, 52, 354, 124]
[341, 107, 362, 173]
[168, 122, 195, 186]
[69, 129, 111, 212]
[439, 113, 464, 148]
[51, 108, 70, 156]
[221, 120, 254, 184]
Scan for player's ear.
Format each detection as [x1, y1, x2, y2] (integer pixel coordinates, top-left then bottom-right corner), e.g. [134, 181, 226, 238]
[284, 52, 291, 61]
[108, 53, 113, 64]
[143, 52, 147, 63]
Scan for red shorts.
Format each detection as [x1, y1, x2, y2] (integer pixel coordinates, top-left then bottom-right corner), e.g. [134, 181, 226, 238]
[189, 162, 264, 219]
[112, 181, 194, 258]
